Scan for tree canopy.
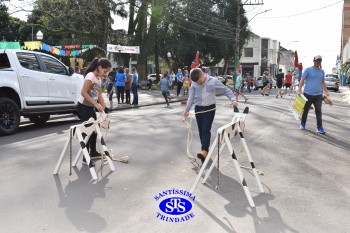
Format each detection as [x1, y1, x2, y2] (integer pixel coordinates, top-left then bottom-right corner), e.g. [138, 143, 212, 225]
[1, 0, 250, 78]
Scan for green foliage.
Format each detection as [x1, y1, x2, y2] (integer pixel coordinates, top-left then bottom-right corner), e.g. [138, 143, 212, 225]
[0, 3, 27, 41]
[2, 0, 251, 77]
[340, 61, 350, 76]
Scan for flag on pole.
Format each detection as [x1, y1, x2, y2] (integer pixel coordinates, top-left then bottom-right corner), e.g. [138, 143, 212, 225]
[294, 50, 303, 82]
[191, 51, 200, 69]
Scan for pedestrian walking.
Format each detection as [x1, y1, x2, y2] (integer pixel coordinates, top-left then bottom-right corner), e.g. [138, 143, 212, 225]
[183, 70, 190, 95]
[107, 76, 114, 109]
[234, 70, 248, 102]
[176, 68, 183, 96]
[298, 55, 329, 134]
[131, 67, 139, 106]
[285, 71, 293, 95]
[116, 67, 126, 104]
[260, 69, 270, 96]
[76, 57, 111, 166]
[276, 69, 285, 98]
[347, 74, 350, 90]
[168, 71, 174, 90]
[183, 68, 239, 163]
[125, 68, 133, 104]
[158, 73, 172, 108]
[246, 75, 252, 93]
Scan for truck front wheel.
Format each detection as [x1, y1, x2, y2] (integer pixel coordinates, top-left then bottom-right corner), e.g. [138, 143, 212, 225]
[28, 114, 50, 124]
[0, 98, 20, 136]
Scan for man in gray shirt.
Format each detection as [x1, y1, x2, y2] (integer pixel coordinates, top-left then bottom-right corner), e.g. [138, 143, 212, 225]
[184, 68, 238, 163]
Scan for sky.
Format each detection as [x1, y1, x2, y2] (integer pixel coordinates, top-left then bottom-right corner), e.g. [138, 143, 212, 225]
[6, 0, 344, 73]
[243, 0, 343, 73]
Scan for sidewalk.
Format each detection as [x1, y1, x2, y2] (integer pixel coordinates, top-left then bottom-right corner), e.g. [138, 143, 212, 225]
[105, 89, 188, 111]
[339, 86, 350, 105]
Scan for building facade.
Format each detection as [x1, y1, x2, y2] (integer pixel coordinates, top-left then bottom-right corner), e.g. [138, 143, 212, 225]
[240, 33, 280, 79]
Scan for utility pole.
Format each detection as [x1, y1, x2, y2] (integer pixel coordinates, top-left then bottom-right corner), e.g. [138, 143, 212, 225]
[234, 0, 264, 85]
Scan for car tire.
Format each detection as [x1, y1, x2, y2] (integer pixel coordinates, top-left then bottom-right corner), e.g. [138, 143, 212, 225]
[28, 114, 50, 124]
[0, 97, 21, 136]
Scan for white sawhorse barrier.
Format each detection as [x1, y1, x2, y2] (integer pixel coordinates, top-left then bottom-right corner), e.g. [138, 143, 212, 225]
[53, 113, 115, 180]
[190, 107, 264, 207]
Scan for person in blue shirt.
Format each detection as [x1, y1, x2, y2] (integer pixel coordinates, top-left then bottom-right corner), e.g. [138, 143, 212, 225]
[183, 68, 239, 163]
[298, 55, 329, 134]
[176, 68, 183, 96]
[131, 67, 139, 106]
[158, 73, 172, 108]
[115, 67, 126, 104]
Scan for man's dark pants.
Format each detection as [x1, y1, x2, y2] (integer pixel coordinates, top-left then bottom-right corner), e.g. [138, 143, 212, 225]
[195, 104, 216, 152]
[301, 94, 323, 128]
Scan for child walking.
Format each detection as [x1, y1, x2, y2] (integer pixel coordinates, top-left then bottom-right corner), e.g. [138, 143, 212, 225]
[158, 73, 172, 108]
[183, 68, 238, 163]
[107, 76, 114, 109]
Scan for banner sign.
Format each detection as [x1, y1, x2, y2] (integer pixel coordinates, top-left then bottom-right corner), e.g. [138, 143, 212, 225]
[107, 44, 140, 54]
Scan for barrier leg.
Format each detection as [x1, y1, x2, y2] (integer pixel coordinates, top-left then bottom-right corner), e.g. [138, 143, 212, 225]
[53, 137, 70, 175]
[190, 136, 218, 194]
[201, 142, 227, 184]
[95, 125, 115, 171]
[225, 133, 255, 207]
[76, 129, 97, 180]
[237, 125, 264, 193]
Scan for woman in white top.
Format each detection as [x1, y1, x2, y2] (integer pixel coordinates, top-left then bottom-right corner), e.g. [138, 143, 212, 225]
[77, 57, 111, 167]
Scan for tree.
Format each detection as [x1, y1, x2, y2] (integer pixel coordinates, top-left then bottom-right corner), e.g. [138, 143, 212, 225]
[0, 2, 26, 41]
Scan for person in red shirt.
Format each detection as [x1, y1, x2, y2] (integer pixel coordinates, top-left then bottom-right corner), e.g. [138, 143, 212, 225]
[284, 71, 293, 95]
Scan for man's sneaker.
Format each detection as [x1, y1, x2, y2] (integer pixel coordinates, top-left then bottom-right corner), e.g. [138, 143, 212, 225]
[317, 126, 326, 134]
[300, 123, 306, 130]
[90, 150, 103, 159]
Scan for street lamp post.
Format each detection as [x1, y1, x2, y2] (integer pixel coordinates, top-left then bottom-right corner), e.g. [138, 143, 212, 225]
[36, 30, 43, 40]
[167, 52, 174, 72]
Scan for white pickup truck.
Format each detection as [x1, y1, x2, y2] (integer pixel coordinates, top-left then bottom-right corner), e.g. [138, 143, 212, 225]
[0, 49, 84, 135]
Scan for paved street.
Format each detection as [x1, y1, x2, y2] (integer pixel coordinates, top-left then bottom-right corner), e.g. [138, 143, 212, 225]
[1, 86, 350, 233]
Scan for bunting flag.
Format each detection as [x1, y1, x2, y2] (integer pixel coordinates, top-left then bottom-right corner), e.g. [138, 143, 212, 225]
[24, 41, 42, 50]
[0, 42, 21, 49]
[64, 45, 81, 49]
[2, 41, 105, 57]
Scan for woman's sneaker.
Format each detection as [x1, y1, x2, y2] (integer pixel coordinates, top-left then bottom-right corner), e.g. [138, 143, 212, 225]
[82, 157, 95, 167]
[317, 126, 325, 134]
[300, 123, 306, 130]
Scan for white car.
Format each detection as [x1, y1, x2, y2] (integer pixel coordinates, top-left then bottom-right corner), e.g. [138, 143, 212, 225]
[0, 49, 84, 135]
[147, 73, 162, 82]
[255, 76, 276, 89]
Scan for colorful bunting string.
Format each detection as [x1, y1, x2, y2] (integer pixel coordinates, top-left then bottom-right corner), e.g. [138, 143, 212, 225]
[0, 41, 105, 57]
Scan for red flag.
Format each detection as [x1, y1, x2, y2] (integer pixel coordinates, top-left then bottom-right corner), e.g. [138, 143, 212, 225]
[294, 50, 299, 68]
[191, 51, 200, 69]
[294, 50, 303, 70]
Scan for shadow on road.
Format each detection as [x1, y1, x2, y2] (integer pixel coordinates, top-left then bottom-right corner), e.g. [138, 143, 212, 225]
[53, 168, 113, 233]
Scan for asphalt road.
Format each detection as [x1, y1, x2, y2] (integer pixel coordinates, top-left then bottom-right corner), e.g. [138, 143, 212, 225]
[1, 88, 349, 233]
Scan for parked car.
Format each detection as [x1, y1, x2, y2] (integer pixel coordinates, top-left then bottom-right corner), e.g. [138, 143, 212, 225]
[325, 74, 339, 79]
[255, 76, 276, 89]
[0, 49, 84, 135]
[324, 76, 339, 92]
[147, 73, 162, 82]
[218, 75, 234, 86]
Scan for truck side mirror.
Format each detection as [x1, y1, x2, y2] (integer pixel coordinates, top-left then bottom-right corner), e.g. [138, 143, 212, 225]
[68, 67, 75, 76]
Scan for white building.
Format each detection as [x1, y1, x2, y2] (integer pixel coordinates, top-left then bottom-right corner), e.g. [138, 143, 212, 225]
[239, 33, 280, 78]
